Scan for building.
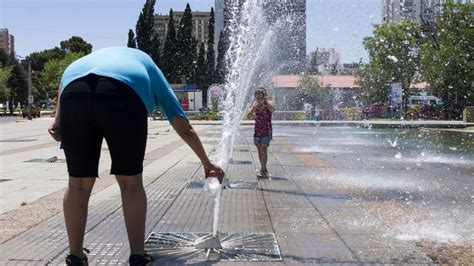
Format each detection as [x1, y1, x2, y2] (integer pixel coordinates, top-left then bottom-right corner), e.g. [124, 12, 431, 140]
[308, 48, 343, 75]
[215, 0, 306, 74]
[341, 63, 361, 75]
[0, 28, 15, 55]
[271, 75, 427, 111]
[214, 0, 225, 52]
[272, 75, 360, 111]
[154, 11, 211, 49]
[382, 0, 442, 24]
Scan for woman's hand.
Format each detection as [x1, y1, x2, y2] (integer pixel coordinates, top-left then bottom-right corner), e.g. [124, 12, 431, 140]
[204, 162, 225, 184]
[48, 119, 61, 142]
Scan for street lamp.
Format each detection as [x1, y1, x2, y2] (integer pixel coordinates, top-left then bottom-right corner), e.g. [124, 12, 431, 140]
[15, 55, 32, 120]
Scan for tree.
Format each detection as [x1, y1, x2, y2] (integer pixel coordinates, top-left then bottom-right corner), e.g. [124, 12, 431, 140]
[215, 31, 228, 84]
[6, 59, 28, 114]
[149, 33, 161, 67]
[356, 63, 391, 105]
[0, 49, 10, 103]
[26, 47, 65, 71]
[204, 7, 216, 102]
[195, 43, 207, 91]
[419, 0, 473, 119]
[0, 64, 12, 103]
[135, 0, 156, 54]
[362, 21, 422, 111]
[298, 73, 329, 107]
[60, 36, 92, 54]
[127, 29, 137, 48]
[39, 52, 84, 99]
[161, 9, 179, 83]
[176, 3, 196, 83]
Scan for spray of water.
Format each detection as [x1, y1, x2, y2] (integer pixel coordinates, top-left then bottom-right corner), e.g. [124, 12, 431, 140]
[210, 1, 280, 237]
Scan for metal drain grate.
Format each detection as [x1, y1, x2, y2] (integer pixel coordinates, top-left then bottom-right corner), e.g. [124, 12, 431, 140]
[225, 180, 260, 189]
[233, 149, 250, 152]
[187, 180, 260, 190]
[229, 160, 252, 164]
[23, 157, 66, 163]
[187, 180, 206, 188]
[0, 139, 37, 142]
[145, 232, 281, 262]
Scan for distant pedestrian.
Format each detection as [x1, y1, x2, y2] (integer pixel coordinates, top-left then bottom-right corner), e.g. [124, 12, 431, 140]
[48, 47, 224, 266]
[247, 87, 275, 178]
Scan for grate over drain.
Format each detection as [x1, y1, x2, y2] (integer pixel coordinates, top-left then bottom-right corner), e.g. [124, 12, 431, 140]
[187, 180, 260, 190]
[23, 156, 66, 163]
[145, 232, 281, 262]
[229, 160, 252, 164]
[225, 180, 260, 189]
[233, 149, 250, 152]
[0, 139, 37, 142]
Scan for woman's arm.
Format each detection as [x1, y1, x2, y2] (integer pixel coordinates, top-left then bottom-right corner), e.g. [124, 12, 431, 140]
[246, 101, 259, 119]
[171, 116, 225, 183]
[48, 84, 62, 142]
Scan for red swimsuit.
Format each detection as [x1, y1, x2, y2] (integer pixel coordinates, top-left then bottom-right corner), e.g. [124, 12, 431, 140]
[254, 103, 273, 138]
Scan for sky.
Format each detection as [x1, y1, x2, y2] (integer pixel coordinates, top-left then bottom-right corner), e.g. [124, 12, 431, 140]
[0, 0, 381, 63]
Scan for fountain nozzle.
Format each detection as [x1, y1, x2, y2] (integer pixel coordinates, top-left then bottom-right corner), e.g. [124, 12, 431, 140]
[194, 233, 223, 249]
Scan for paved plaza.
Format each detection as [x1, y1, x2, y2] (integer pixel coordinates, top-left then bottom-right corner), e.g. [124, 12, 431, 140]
[0, 118, 473, 265]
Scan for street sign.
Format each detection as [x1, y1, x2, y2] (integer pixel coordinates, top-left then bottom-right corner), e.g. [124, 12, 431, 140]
[28, 95, 34, 104]
[390, 83, 402, 105]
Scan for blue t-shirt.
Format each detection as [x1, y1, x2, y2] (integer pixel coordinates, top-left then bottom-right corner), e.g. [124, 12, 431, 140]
[60, 47, 186, 122]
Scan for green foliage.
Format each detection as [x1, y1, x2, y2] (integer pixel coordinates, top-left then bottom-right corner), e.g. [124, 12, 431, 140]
[26, 47, 65, 71]
[40, 52, 84, 99]
[136, 0, 156, 54]
[149, 33, 161, 67]
[0, 64, 12, 102]
[419, 0, 473, 119]
[210, 98, 220, 120]
[362, 21, 422, 107]
[161, 9, 179, 83]
[195, 43, 207, 90]
[298, 73, 329, 106]
[215, 31, 228, 84]
[206, 8, 216, 86]
[60, 36, 92, 54]
[176, 4, 196, 83]
[356, 63, 391, 105]
[7, 60, 28, 112]
[127, 29, 137, 48]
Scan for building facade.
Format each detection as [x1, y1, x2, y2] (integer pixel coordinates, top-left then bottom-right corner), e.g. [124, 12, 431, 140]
[154, 11, 211, 49]
[214, 0, 225, 52]
[308, 48, 343, 75]
[382, 0, 442, 24]
[0, 28, 15, 55]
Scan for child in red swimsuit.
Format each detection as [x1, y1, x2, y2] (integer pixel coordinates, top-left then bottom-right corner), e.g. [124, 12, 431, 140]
[247, 87, 276, 178]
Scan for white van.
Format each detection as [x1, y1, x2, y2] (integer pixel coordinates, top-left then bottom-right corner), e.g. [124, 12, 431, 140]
[409, 95, 443, 106]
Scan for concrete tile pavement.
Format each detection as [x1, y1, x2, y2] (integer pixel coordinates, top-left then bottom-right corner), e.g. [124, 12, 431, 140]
[0, 118, 435, 264]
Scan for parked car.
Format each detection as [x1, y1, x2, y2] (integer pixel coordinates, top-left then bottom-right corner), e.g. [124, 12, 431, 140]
[21, 105, 41, 118]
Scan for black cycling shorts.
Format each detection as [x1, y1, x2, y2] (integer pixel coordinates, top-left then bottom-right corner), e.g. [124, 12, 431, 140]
[60, 74, 148, 177]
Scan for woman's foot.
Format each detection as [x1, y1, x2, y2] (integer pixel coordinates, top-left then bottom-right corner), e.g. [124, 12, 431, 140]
[259, 169, 268, 178]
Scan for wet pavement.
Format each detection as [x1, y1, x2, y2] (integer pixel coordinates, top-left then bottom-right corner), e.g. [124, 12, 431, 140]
[0, 118, 473, 264]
